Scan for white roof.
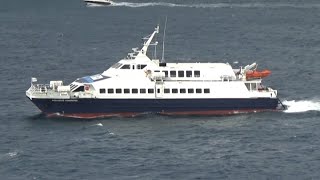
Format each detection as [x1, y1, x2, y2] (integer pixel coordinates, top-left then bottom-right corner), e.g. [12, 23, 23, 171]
[164, 62, 232, 69]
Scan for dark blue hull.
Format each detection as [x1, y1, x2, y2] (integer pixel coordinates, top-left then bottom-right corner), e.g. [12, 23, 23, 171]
[29, 98, 280, 118]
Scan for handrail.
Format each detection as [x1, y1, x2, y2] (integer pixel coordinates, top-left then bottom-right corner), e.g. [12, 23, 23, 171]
[30, 84, 51, 93]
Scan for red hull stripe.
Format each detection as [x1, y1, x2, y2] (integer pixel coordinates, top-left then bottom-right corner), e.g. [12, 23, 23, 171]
[159, 109, 277, 115]
[46, 109, 279, 119]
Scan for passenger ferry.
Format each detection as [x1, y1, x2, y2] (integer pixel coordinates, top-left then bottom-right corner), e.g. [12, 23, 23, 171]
[26, 25, 285, 118]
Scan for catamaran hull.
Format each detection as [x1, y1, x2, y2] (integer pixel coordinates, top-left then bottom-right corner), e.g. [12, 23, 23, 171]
[28, 98, 280, 118]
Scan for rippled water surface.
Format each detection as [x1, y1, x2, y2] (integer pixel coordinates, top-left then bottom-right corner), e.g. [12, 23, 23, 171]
[1, 0, 320, 179]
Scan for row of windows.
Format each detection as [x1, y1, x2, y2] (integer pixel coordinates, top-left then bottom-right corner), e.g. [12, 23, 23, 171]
[121, 64, 147, 70]
[100, 88, 154, 94]
[111, 63, 201, 77]
[160, 70, 200, 78]
[163, 88, 210, 94]
[100, 88, 210, 94]
[111, 63, 147, 70]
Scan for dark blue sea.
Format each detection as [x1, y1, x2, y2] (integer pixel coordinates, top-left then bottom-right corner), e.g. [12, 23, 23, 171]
[1, 0, 320, 179]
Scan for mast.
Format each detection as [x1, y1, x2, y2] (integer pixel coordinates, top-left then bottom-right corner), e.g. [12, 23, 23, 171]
[161, 16, 167, 62]
[140, 25, 159, 55]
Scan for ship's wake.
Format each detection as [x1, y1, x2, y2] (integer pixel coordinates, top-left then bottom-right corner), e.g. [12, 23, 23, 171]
[111, 2, 200, 8]
[283, 100, 320, 113]
[108, 2, 320, 9]
[0, 151, 19, 162]
[86, 3, 105, 7]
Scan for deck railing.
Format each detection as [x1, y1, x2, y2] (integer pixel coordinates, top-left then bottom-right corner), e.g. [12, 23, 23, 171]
[29, 84, 51, 93]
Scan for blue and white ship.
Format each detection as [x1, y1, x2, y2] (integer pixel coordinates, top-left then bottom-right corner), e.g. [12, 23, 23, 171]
[26, 25, 285, 118]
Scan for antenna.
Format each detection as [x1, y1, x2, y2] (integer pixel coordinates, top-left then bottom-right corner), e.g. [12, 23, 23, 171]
[154, 28, 158, 59]
[154, 41, 157, 59]
[161, 16, 167, 62]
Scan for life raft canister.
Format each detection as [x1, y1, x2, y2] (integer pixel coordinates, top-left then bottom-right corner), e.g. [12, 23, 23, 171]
[246, 69, 271, 80]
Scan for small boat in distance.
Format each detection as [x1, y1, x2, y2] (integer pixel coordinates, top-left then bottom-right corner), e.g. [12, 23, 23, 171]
[84, 0, 114, 6]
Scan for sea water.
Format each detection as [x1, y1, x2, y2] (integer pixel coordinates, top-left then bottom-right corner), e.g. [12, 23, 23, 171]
[1, 0, 320, 179]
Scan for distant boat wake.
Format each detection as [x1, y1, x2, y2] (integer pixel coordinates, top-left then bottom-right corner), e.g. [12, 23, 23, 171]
[108, 2, 320, 9]
[283, 100, 320, 113]
[86, 3, 105, 7]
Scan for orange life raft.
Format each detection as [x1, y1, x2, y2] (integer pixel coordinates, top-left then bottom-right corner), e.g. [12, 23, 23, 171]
[246, 69, 271, 80]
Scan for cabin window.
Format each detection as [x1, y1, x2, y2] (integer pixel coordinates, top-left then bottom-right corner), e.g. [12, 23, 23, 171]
[186, 71, 192, 77]
[188, 88, 194, 93]
[148, 89, 154, 93]
[196, 88, 202, 93]
[245, 83, 250, 91]
[140, 89, 146, 94]
[170, 71, 176, 77]
[107, 89, 114, 94]
[132, 65, 135, 70]
[251, 83, 257, 90]
[124, 89, 130, 94]
[164, 89, 170, 93]
[178, 71, 184, 77]
[154, 70, 160, 72]
[111, 63, 118, 68]
[157, 89, 160, 93]
[204, 88, 210, 93]
[172, 88, 178, 93]
[180, 89, 186, 93]
[116, 88, 122, 93]
[100, 88, 106, 94]
[137, 64, 147, 69]
[194, 71, 200, 77]
[132, 89, 138, 94]
[120, 64, 130, 69]
[73, 86, 84, 92]
[111, 63, 122, 69]
[162, 70, 168, 77]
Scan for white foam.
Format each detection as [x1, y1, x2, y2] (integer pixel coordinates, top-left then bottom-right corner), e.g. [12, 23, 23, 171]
[93, 123, 103, 127]
[7, 152, 18, 157]
[0, 151, 18, 160]
[110, 2, 320, 9]
[86, 3, 104, 7]
[283, 100, 320, 113]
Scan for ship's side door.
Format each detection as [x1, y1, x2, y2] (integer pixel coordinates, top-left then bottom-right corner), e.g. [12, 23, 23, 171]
[155, 82, 164, 98]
